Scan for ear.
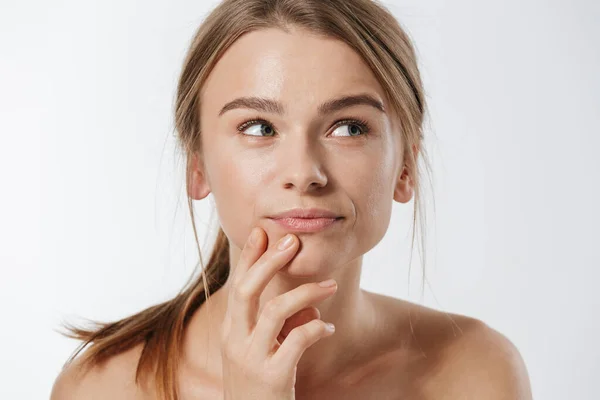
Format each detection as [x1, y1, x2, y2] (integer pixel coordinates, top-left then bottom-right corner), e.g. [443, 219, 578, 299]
[188, 152, 211, 200]
[393, 143, 419, 204]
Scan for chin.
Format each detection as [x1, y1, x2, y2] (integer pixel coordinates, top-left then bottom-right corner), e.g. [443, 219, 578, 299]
[278, 249, 338, 279]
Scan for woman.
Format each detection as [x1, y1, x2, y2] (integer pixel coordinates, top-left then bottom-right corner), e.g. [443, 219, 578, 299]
[51, 0, 532, 398]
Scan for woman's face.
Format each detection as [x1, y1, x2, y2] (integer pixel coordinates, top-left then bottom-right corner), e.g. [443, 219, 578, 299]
[191, 27, 413, 277]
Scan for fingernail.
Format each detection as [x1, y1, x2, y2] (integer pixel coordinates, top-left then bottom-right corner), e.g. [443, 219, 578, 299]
[325, 322, 335, 332]
[318, 279, 337, 288]
[277, 234, 294, 250]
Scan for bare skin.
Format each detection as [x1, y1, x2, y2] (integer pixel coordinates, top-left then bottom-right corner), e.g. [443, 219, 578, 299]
[51, 27, 532, 399]
[51, 294, 531, 399]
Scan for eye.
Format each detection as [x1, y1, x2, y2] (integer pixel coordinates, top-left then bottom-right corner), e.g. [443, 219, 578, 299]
[236, 117, 372, 137]
[330, 119, 371, 137]
[237, 119, 276, 137]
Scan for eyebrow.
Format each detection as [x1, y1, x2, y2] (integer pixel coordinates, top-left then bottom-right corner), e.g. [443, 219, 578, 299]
[218, 93, 386, 117]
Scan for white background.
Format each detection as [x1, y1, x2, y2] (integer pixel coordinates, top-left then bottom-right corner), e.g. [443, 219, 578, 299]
[1, 0, 598, 398]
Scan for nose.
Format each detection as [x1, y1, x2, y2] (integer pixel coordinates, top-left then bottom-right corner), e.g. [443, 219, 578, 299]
[277, 135, 328, 193]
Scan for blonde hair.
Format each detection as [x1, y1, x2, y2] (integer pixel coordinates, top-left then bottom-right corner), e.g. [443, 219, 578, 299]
[57, 0, 432, 399]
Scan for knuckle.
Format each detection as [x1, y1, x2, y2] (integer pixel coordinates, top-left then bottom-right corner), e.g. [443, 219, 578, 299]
[290, 324, 312, 345]
[233, 283, 252, 302]
[263, 297, 283, 319]
[223, 342, 249, 364]
[262, 366, 290, 390]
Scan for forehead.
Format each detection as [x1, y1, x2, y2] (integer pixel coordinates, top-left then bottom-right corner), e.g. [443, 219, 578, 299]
[199, 27, 388, 116]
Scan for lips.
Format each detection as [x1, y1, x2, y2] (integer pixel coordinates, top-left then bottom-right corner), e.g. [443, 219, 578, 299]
[270, 216, 342, 233]
[268, 207, 343, 233]
[269, 207, 341, 220]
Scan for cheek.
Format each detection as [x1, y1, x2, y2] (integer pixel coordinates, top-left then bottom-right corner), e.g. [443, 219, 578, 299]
[351, 158, 396, 245]
[345, 150, 394, 213]
[365, 167, 393, 218]
[212, 150, 265, 195]
[208, 157, 258, 230]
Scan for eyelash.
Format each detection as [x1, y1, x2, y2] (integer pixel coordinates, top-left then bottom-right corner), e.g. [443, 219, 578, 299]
[236, 116, 372, 137]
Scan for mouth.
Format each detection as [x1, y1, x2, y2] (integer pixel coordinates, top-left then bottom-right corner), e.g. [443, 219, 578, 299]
[269, 217, 343, 233]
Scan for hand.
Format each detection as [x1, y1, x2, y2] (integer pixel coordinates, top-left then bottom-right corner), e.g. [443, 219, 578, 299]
[220, 226, 338, 400]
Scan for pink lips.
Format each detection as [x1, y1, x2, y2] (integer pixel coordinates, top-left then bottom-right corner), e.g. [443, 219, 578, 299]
[270, 207, 340, 219]
[271, 217, 342, 233]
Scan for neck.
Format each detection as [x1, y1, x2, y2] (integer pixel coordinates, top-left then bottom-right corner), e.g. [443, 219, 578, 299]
[181, 251, 378, 392]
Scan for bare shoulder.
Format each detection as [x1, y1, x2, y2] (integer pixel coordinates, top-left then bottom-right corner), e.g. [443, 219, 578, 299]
[367, 293, 532, 399]
[401, 301, 533, 400]
[50, 343, 150, 400]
